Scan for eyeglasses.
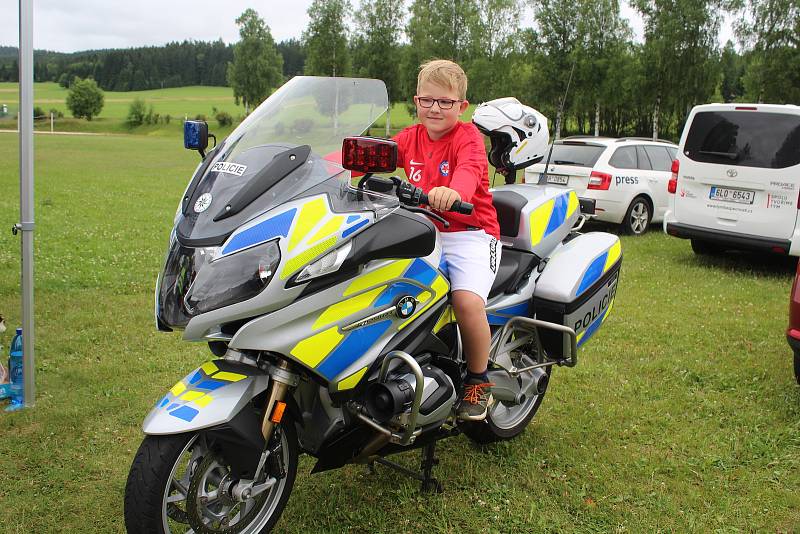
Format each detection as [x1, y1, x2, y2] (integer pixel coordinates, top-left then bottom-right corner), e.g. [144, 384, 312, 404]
[415, 96, 462, 110]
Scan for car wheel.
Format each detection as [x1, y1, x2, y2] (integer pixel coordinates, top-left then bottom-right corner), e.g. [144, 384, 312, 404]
[690, 239, 723, 255]
[622, 196, 651, 235]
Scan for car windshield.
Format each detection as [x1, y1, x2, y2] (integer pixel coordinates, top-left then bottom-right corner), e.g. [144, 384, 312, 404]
[550, 142, 606, 167]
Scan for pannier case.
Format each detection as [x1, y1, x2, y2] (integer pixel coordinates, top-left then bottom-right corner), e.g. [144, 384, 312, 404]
[491, 184, 580, 257]
[533, 232, 622, 356]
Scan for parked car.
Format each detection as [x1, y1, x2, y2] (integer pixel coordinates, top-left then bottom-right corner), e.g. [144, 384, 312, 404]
[524, 137, 678, 235]
[787, 260, 800, 385]
[664, 103, 800, 256]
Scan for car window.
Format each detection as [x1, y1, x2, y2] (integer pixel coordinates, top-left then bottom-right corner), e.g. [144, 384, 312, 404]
[684, 110, 800, 169]
[609, 146, 637, 169]
[644, 146, 673, 171]
[666, 147, 677, 161]
[636, 146, 652, 170]
[549, 142, 606, 167]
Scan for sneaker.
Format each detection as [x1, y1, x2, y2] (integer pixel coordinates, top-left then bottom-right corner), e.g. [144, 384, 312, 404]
[457, 382, 494, 421]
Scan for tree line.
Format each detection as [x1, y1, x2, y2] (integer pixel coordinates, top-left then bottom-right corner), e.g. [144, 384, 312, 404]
[1, 0, 797, 138]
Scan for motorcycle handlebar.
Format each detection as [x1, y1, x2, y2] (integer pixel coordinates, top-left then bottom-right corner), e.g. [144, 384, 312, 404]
[417, 192, 474, 215]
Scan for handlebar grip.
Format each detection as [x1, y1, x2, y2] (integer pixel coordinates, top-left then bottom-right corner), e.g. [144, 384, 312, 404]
[450, 200, 474, 215]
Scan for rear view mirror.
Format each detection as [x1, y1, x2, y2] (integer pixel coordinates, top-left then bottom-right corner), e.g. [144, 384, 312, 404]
[342, 136, 397, 174]
[184, 120, 209, 155]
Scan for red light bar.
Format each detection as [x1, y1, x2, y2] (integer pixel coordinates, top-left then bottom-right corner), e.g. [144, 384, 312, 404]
[735, 106, 758, 111]
[342, 137, 398, 174]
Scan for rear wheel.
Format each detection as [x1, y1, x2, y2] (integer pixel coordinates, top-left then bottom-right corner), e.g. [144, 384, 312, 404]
[461, 355, 550, 444]
[691, 238, 723, 255]
[622, 196, 651, 235]
[124, 421, 298, 533]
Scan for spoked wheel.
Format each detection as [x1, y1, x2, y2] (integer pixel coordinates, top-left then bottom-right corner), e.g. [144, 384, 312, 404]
[124, 421, 298, 534]
[461, 353, 550, 444]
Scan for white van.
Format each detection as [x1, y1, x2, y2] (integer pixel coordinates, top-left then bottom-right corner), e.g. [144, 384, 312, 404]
[664, 103, 800, 255]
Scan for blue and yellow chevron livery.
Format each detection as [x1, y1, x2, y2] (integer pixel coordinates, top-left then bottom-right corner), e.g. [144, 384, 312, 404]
[288, 257, 449, 388]
[530, 190, 579, 246]
[157, 361, 247, 423]
[576, 239, 621, 296]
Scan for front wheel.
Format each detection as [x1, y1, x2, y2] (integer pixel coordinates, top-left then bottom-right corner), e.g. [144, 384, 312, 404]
[462, 361, 550, 445]
[124, 421, 298, 534]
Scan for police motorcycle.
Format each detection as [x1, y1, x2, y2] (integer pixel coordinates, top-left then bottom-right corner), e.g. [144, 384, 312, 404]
[124, 77, 622, 533]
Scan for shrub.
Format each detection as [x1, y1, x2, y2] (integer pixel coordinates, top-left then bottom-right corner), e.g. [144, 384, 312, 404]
[194, 114, 207, 122]
[292, 118, 314, 134]
[126, 98, 146, 127]
[65, 77, 104, 121]
[163, 114, 171, 125]
[49, 108, 64, 119]
[215, 111, 233, 127]
[33, 106, 45, 120]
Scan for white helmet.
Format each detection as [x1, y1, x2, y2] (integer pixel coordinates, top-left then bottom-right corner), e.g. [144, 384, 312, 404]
[472, 97, 549, 171]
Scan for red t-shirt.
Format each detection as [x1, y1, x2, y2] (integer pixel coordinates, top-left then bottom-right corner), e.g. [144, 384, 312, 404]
[393, 122, 500, 239]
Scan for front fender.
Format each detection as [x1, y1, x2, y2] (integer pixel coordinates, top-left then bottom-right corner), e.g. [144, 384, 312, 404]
[143, 359, 270, 435]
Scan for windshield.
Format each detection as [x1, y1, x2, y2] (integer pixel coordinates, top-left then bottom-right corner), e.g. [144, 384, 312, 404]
[684, 111, 800, 169]
[550, 142, 606, 167]
[225, 76, 388, 160]
[177, 77, 391, 247]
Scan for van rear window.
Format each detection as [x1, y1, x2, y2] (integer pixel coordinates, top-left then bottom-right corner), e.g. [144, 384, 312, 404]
[684, 111, 800, 169]
[549, 142, 606, 167]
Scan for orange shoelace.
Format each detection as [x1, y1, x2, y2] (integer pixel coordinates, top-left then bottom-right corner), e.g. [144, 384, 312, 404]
[463, 382, 495, 405]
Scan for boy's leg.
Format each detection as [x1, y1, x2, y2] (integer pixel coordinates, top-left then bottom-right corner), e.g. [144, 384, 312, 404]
[452, 290, 494, 420]
[438, 230, 502, 421]
[452, 290, 490, 375]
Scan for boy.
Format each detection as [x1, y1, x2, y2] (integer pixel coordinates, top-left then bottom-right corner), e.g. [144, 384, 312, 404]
[393, 59, 501, 421]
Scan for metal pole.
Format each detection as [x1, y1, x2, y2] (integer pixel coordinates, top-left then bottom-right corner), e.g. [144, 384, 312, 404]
[18, 0, 35, 408]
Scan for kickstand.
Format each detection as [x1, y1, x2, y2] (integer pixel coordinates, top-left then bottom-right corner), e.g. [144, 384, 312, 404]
[373, 441, 444, 493]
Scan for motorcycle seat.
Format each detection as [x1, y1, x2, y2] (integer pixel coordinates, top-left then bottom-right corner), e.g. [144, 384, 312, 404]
[492, 189, 528, 238]
[488, 247, 539, 299]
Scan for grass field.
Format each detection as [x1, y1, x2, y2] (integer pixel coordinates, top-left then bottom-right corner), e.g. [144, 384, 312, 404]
[0, 132, 798, 532]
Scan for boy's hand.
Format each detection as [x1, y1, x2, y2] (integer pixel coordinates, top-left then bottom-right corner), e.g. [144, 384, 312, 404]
[427, 187, 461, 211]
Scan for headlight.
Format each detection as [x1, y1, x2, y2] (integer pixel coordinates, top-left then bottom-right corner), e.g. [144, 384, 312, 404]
[294, 242, 352, 283]
[184, 240, 281, 314]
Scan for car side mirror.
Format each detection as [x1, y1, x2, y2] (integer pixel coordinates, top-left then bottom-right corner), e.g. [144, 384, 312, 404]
[184, 120, 209, 157]
[342, 136, 397, 174]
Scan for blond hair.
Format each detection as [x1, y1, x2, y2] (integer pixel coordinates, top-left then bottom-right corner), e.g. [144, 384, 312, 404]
[417, 59, 468, 100]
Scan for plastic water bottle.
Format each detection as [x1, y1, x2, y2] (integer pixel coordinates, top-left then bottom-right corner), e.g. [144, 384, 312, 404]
[7, 328, 23, 410]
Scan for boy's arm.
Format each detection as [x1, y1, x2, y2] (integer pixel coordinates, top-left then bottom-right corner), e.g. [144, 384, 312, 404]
[447, 134, 487, 203]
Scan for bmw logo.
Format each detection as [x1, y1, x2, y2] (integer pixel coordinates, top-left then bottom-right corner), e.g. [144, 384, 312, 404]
[396, 296, 417, 319]
[194, 193, 213, 213]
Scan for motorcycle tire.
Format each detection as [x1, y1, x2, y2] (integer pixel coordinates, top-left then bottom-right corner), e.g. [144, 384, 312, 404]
[461, 368, 550, 445]
[124, 421, 298, 534]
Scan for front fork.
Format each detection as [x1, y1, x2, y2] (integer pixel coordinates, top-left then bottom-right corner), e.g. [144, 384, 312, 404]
[261, 360, 298, 443]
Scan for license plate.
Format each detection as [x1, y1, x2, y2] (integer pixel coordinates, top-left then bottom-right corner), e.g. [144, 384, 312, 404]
[542, 173, 569, 185]
[709, 186, 755, 204]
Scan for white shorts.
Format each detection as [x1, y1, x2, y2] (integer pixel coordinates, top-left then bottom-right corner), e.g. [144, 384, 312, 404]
[439, 230, 501, 304]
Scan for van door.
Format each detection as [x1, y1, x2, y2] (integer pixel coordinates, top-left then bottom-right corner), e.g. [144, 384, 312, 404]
[676, 108, 800, 240]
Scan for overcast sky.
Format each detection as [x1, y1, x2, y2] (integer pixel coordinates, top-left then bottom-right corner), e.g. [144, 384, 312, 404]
[0, 0, 733, 53]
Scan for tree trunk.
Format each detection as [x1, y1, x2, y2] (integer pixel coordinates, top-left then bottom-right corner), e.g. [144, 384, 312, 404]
[594, 101, 600, 137]
[555, 109, 562, 141]
[652, 95, 660, 141]
[385, 105, 391, 137]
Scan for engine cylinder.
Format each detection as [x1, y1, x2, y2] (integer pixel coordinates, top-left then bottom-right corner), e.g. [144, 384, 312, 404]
[365, 379, 414, 423]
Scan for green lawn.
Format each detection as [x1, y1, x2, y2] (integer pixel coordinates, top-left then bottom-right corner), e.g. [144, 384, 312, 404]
[0, 133, 798, 532]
